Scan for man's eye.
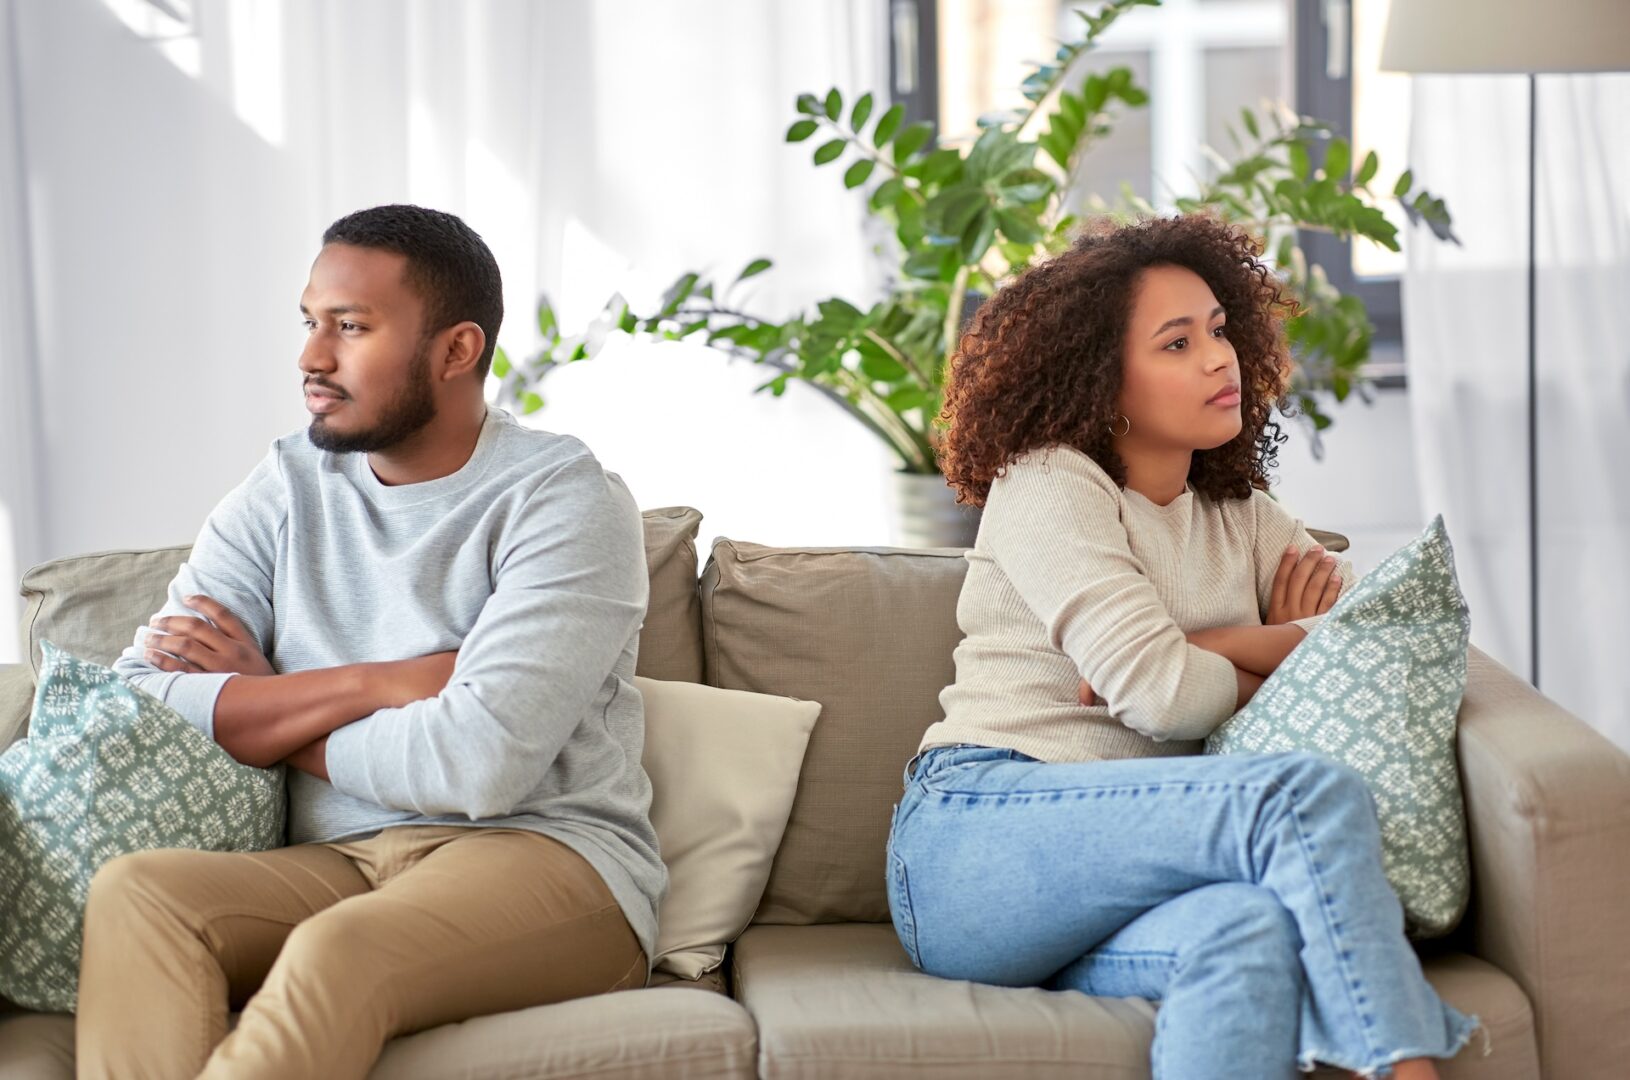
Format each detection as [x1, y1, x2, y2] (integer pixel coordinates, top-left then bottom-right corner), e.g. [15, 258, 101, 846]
[301, 319, 316, 331]
[340, 321, 361, 332]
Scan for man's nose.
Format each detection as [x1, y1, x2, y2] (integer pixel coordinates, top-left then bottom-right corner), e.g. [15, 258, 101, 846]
[299, 331, 335, 374]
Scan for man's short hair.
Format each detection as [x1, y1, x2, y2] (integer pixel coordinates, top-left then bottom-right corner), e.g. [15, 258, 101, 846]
[322, 205, 504, 376]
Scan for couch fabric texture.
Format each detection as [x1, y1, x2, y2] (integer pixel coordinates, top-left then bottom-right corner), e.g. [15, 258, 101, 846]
[2, 507, 1627, 1078]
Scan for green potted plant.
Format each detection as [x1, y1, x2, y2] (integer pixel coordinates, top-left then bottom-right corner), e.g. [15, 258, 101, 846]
[494, 0, 1456, 546]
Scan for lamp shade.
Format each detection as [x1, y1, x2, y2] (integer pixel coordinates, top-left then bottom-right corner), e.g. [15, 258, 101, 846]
[1380, 0, 1630, 73]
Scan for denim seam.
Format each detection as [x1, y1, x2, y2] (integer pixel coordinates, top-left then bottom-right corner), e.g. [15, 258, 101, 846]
[889, 846, 922, 969]
[1272, 778, 1389, 1073]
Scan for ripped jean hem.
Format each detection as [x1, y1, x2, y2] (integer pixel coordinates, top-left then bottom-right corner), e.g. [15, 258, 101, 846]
[1296, 1014, 1490, 1078]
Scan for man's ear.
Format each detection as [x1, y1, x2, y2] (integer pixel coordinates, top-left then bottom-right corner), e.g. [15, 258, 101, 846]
[438, 321, 487, 381]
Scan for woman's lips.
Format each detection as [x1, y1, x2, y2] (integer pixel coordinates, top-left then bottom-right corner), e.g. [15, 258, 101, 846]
[1208, 388, 1241, 407]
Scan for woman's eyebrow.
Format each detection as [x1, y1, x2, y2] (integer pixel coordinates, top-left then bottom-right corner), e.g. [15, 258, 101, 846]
[1149, 305, 1226, 339]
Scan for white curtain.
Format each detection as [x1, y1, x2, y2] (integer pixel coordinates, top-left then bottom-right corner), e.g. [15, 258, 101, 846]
[0, 0, 47, 663]
[0, 0, 887, 662]
[1403, 73, 1630, 750]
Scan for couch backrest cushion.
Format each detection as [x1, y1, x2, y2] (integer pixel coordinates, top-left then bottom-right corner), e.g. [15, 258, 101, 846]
[18, 506, 706, 686]
[700, 539, 967, 925]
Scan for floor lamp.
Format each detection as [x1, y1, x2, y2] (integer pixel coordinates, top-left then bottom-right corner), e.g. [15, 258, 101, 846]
[1379, 0, 1630, 688]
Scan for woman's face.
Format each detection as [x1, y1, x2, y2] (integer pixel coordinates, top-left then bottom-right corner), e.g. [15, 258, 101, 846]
[1115, 264, 1243, 453]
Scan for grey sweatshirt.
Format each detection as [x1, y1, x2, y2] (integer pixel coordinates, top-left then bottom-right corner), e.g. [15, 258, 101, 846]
[113, 407, 665, 967]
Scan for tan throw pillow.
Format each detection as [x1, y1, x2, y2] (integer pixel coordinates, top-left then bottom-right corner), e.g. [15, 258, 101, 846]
[638, 676, 819, 979]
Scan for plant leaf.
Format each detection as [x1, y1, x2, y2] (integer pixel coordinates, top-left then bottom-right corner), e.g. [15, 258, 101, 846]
[1393, 168, 1413, 197]
[1324, 138, 1350, 182]
[737, 258, 773, 282]
[872, 103, 905, 146]
[824, 88, 842, 121]
[492, 345, 511, 378]
[785, 119, 819, 143]
[1355, 149, 1379, 186]
[892, 121, 935, 163]
[814, 138, 846, 165]
[850, 92, 874, 130]
[869, 176, 906, 211]
[844, 158, 875, 189]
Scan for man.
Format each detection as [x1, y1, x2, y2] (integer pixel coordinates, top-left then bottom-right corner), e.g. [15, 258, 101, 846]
[80, 204, 664, 1079]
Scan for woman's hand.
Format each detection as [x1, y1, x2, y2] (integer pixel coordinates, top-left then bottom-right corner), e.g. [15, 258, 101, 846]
[1078, 678, 1100, 707]
[1266, 544, 1342, 624]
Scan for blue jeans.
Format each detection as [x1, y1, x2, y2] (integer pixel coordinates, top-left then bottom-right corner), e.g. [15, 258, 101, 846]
[885, 744, 1480, 1079]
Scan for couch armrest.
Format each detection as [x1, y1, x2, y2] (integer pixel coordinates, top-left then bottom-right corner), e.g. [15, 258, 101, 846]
[1457, 646, 1630, 1079]
[0, 664, 31, 751]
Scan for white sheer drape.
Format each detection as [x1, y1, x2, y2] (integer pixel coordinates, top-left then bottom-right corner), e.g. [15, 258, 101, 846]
[0, 0, 886, 662]
[1403, 73, 1630, 750]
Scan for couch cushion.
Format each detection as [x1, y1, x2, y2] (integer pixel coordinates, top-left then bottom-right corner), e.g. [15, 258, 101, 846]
[731, 923, 1538, 1080]
[16, 507, 705, 691]
[637, 507, 706, 683]
[700, 541, 967, 925]
[0, 984, 756, 1080]
[0, 666, 29, 752]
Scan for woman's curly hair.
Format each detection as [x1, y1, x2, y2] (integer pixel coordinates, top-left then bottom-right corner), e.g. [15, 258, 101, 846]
[939, 213, 1299, 507]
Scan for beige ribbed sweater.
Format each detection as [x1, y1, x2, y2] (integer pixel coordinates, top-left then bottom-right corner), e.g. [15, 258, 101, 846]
[922, 445, 1356, 763]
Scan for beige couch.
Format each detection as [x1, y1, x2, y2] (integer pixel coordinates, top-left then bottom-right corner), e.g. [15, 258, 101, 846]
[2, 506, 1626, 1079]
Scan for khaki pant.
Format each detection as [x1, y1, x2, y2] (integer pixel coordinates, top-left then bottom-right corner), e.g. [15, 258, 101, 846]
[76, 826, 647, 1080]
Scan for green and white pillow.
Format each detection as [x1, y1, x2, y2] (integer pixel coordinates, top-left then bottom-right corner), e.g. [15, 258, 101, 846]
[1205, 515, 1471, 938]
[0, 642, 285, 1011]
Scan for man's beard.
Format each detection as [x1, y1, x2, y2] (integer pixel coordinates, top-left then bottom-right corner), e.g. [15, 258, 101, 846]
[307, 339, 436, 454]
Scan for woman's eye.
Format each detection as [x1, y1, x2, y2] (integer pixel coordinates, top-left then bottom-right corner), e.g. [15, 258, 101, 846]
[1212, 325, 1228, 338]
[1164, 337, 1186, 351]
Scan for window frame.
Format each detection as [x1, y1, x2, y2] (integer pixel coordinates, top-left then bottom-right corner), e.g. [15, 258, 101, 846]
[1293, 0, 1405, 368]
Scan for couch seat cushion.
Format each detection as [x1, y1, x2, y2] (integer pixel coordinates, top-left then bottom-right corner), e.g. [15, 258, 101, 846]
[0, 984, 756, 1080]
[731, 923, 1537, 1080]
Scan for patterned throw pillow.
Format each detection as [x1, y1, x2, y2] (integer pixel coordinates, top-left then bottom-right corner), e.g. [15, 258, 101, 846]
[1204, 515, 1471, 938]
[0, 642, 285, 1011]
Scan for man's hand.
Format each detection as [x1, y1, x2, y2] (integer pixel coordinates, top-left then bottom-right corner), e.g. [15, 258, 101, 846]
[1265, 544, 1342, 625]
[285, 735, 330, 781]
[143, 595, 275, 676]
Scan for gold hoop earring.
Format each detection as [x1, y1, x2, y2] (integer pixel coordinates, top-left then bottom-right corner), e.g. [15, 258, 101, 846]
[1109, 413, 1131, 437]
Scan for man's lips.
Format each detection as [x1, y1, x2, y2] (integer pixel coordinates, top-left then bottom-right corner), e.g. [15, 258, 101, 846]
[304, 385, 346, 415]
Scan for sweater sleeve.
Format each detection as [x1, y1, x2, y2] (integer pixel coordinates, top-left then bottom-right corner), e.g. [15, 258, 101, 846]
[323, 455, 649, 821]
[981, 448, 1240, 741]
[111, 448, 286, 739]
[1250, 489, 1358, 632]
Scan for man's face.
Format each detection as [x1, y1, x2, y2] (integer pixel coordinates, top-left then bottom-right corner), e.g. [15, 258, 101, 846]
[298, 243, 437, 454]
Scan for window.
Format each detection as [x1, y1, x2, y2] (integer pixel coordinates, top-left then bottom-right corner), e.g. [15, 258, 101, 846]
[902, 0, 1405, 369]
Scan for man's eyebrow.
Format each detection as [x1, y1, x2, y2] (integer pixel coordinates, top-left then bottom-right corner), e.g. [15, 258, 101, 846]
[1149, 305, 1226, 339]
[298, 303, 374, 316]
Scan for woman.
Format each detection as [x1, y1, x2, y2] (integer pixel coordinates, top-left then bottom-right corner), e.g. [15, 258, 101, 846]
[887, 215, 1479, 1079]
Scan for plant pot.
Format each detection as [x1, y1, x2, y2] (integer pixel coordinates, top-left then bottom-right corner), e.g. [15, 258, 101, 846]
[891, 470, 981, 549]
